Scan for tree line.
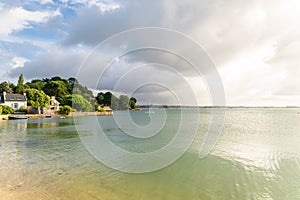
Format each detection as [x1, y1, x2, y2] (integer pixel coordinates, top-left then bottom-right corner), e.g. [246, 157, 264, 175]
[0, 74, 138, 113]
[96, 92, 137, 110]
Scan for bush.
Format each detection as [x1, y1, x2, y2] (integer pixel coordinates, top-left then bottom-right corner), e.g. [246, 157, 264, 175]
[61, 94, 92, 112]
[0, 105, 14, 114]
[18, 106, 27, 113]
[0, 106, 2, 115]
[59, 105, 72, 115]
[97, 106, 105, 112]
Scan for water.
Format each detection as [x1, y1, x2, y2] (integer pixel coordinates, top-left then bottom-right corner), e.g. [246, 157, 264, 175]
[1, 108, 300, 199]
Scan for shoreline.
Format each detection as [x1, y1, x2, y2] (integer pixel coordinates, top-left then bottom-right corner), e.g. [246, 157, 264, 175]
[0, 112, 113, 120]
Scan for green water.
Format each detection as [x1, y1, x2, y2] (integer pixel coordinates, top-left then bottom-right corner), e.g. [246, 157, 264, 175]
[1, 108, 300, 199]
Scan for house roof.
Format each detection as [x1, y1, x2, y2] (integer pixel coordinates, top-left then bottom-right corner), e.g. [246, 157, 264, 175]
[1, 93, 26, 102]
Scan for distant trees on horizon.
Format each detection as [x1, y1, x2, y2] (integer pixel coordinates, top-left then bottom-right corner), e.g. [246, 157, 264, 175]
[96, 92, 138, 110]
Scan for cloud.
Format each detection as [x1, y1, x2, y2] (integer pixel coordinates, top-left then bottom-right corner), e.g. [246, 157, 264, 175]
[8, 48, 86, 80]
[11, 57, 29, 68]
[269, 40, 300, 96]
[59, 0, 120, 12]
[0, 3, 61, 37]
[3, 0, 300, 106]
[62, 0, 165, 46]
[61, 0, 263, 65]
[40, 0, 54, 4]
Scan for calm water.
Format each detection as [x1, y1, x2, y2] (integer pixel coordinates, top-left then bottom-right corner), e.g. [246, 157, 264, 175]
[1, 108, 300, 199]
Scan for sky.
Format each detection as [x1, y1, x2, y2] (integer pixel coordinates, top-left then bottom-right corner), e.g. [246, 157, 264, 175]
[0, 0, 299, 106]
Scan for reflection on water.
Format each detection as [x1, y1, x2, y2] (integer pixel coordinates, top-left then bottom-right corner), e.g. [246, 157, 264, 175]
[1, 108, 300, 199]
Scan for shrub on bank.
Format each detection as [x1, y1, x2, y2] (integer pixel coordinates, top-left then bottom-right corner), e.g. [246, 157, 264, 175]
[18, 106, 27, 113]
[97, 106, 105, 112]
[0, 105, 14, 114]
[59, 105, 72, 115]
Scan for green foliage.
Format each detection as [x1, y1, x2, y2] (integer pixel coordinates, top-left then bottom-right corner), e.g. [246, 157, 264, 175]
[111, 95, 119, 110]
[0, 81, 15, 93]
[70, 79, 94, 102]
[16, 74, 24, 93]
[96, 106, 105, 112]
[119, 95, 129, 110]
[18, 106, 27, 113]
[129, 97, 137, 109]
[0, 105, 2, 115]
[25, 79, 45, 90]
[103, 92, 112, 106]
[59, 105, 72, 115]
[24, 76, 94, 103]
[96, 92, 138, 110]
[67, 77, 79, 93]
[61, 94, 92, 112]
[2, 75, 139, 112]
[96, 92, 104, 105]
[0, 105, 14, 114]
[43, 80, 69, 102]
[26, 88, 50, 108]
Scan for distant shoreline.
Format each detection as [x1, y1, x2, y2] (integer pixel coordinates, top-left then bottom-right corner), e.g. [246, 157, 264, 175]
[138, 105, 300, 109]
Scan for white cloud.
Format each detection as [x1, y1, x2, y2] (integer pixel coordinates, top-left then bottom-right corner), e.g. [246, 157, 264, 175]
[40, 0, 54, 4]
[61, 0, 120, 12]
[0, 4, 61, 37]
[11, 56, 29, 68]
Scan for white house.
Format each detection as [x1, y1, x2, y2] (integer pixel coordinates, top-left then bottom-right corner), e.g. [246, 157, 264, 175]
[49, 96, 60, 111]
[0, 91, 27, 110]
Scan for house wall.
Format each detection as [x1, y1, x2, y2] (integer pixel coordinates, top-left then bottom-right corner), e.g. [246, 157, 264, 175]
[1, 101, 27, 110]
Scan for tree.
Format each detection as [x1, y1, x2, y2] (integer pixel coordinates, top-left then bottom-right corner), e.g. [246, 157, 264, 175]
[26, 88, 50, 108]
[0, 81, 15, 93]
[111, 95, 119, 110]
[61, 94, 92, 112]
[16, 74, 24, 93]
[25, 79, 45, 90]
[66, 77, 94, 103]
[119, 95, 129, 110]
[103, 92, 112, 106]
[96, 92, 104, 105]
[67, 77, 79, 93]
[129, 97, 137, 109]
[42, 80, 69, 102]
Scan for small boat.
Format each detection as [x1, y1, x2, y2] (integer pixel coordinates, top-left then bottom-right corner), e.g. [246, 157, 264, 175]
[45, 115, 52, 118]
[8, 115, 28, 120]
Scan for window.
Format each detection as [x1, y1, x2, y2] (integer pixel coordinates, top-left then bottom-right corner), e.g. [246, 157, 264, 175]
[17, 97, 21, 100]
[10, 97, 14, 100]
